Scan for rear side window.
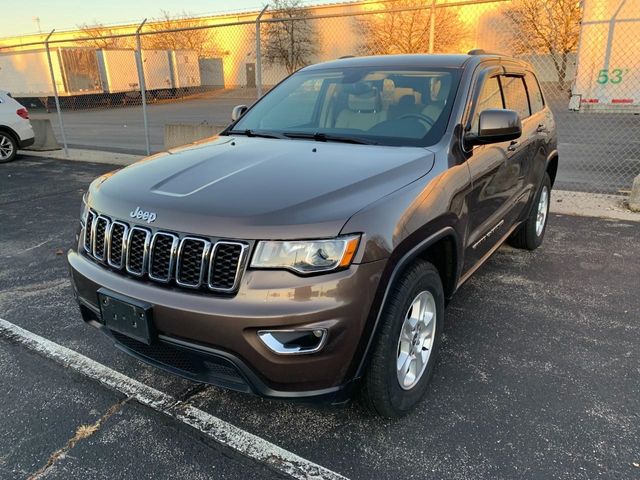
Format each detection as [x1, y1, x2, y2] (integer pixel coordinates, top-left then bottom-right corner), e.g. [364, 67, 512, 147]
[501, 76, 530, 119]
[470, 76, 504, 133]
[525, 73, 545, 113]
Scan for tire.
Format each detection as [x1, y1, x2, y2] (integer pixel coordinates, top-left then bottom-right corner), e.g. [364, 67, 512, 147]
[0, 131, 18, 164]
[509, 172, 551, 251]
[361, 260, 444, 418]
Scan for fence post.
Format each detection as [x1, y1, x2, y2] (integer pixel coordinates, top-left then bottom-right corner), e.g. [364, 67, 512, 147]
[428, 0, 437, 53]
[44, 29, 69, 157]
[135, 18, 151, 156]
[255, 6, 268, 99]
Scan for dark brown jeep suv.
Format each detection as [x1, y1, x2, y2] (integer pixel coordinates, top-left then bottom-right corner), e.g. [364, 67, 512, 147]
[69, 52, 558, 417]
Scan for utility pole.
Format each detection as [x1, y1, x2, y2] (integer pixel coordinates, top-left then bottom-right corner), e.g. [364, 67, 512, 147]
[33, 16, 42, 34]
[428, 0, 437, 53]
[255, 5, 269, 98]
[135, 19, 150, 155]
[45, 29, 68, 157]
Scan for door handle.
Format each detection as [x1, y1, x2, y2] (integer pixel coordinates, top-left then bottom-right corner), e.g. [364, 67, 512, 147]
[507, 140, 519, 152]
[536, 123, 547, 133]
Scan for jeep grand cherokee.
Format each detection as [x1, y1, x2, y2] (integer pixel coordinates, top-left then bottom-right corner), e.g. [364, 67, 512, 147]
[68, 52, 558, 417]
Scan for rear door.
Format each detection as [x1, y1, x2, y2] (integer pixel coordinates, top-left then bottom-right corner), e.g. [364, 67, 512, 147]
[523, 71, 554, 202]
[499, 73, 536, 216]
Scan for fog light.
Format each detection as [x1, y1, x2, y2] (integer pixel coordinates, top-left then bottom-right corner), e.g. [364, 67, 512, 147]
[257, 328, 327, 355]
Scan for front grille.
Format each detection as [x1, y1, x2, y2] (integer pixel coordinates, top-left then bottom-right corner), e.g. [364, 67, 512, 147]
[83, 209, 248, 294]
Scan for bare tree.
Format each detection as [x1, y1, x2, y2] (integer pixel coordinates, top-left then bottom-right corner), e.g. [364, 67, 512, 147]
[503, 0, 582, 87]
[357, 0, 469, 55]
[77, 23, 134, 49]
[261, 0, 318, 74]
[144, 11, 220, 58]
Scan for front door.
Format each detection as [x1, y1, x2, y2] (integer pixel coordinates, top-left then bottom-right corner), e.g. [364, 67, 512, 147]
[462, 70, 532, 274]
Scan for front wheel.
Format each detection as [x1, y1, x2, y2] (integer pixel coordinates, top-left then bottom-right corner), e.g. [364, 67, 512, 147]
[509, 172, 551, 250]
[0, 132, 18, 164]
[360, 260, 444, 418]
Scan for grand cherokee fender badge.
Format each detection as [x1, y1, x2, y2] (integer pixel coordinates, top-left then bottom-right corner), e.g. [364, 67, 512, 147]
[130, 206, 157, 223]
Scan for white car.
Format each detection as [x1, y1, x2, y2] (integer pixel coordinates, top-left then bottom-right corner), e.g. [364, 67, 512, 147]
[0, 90, 35, 163]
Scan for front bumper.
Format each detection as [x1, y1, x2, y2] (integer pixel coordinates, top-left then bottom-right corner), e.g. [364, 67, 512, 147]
[68, 250, 385, 400]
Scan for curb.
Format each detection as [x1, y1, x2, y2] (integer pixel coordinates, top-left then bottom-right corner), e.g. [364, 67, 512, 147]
[550, 190, 639, 222]
[22, 148, 142, 166]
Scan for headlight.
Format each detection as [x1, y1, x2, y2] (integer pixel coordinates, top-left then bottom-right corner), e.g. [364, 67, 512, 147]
[251, 234, 360, 274]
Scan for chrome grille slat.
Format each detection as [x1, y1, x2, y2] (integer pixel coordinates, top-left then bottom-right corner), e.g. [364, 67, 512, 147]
[83, 210, 246, 293]
[91, 215, 110, 261]
[208, 242, 248, 292]
[83, 211, 96, 253]
[149, 232, 179, 283]
[176, 237, 210, 288]
[126, 227, 151, 277]
[107, 221, 128, 269]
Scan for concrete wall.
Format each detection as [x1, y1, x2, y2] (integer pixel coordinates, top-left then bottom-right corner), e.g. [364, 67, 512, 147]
[164, 123, 227, 150]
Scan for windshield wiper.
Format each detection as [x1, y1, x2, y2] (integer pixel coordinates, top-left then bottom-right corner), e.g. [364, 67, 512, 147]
[226, 129, 286, 139]
[283, 132, 377, 145]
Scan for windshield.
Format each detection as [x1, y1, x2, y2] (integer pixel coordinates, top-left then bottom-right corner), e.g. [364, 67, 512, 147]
[228, 66, 461, 147]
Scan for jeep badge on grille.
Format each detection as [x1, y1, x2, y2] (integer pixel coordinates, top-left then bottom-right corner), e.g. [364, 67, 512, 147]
[130, 206, 157, 223]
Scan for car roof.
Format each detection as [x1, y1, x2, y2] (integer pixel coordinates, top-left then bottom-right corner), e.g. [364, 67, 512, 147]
[302, 53, 528, 71]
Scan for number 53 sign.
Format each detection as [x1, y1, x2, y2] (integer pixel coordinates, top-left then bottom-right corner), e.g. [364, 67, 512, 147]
[596, 68, 628, 84]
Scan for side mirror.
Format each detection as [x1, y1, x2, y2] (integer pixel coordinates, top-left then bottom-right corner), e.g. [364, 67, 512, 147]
[465, 109, 522, 146]
[231, 104, 248, 122]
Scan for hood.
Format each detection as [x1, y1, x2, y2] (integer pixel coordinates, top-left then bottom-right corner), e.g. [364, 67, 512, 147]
[89, 136, 435, 239]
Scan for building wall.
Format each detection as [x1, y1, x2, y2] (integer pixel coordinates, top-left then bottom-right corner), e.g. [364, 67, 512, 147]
[0, 1, 517, 89]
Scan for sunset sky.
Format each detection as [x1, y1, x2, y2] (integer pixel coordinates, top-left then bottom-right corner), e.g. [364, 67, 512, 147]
[2, 0, 351, 38]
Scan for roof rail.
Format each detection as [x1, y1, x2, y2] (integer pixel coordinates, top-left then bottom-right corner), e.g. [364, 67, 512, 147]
[338, 55, 355, 59]
[467, 48, 504, 56]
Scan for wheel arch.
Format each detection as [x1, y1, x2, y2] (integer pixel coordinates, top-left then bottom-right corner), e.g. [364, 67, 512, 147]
[0, 125, 19, 142]
[352, 224, 462, 380]
[546, 150, 559, 188]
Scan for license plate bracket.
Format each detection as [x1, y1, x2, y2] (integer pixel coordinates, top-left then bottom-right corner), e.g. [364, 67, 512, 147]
[98, 288, 154, 345]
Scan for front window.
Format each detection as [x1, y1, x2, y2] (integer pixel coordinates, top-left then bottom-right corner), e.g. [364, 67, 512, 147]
[228, 66, 461, 147]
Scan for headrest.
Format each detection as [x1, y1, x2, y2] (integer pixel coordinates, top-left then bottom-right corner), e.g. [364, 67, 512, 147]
[431, 75, 452, 103]
[347, 89, 379, 112]
[393, 87, 421, 104]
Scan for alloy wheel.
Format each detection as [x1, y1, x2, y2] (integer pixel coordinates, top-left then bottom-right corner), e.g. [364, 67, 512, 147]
[0, 134, 15, 161]
[396, 290, 437, 390]
[536, 186, 549, 237]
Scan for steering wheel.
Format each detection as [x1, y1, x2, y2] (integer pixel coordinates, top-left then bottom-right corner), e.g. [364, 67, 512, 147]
[399, 113, 435, 128]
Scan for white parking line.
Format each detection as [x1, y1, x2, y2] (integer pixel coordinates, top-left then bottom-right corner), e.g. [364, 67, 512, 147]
[0, 318, 348, 480]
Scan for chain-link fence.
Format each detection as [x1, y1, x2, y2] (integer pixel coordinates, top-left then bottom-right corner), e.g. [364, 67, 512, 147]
[0, 0, 638, 200]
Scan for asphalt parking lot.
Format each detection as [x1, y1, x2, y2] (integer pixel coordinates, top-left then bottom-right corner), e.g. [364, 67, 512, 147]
[1, 156, 639, 479]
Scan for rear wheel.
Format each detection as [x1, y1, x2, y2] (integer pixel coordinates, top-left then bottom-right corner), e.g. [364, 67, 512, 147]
[509, 173, 551, 250]
[0, 132, 18, 163]
[361, 260, 444, 418]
